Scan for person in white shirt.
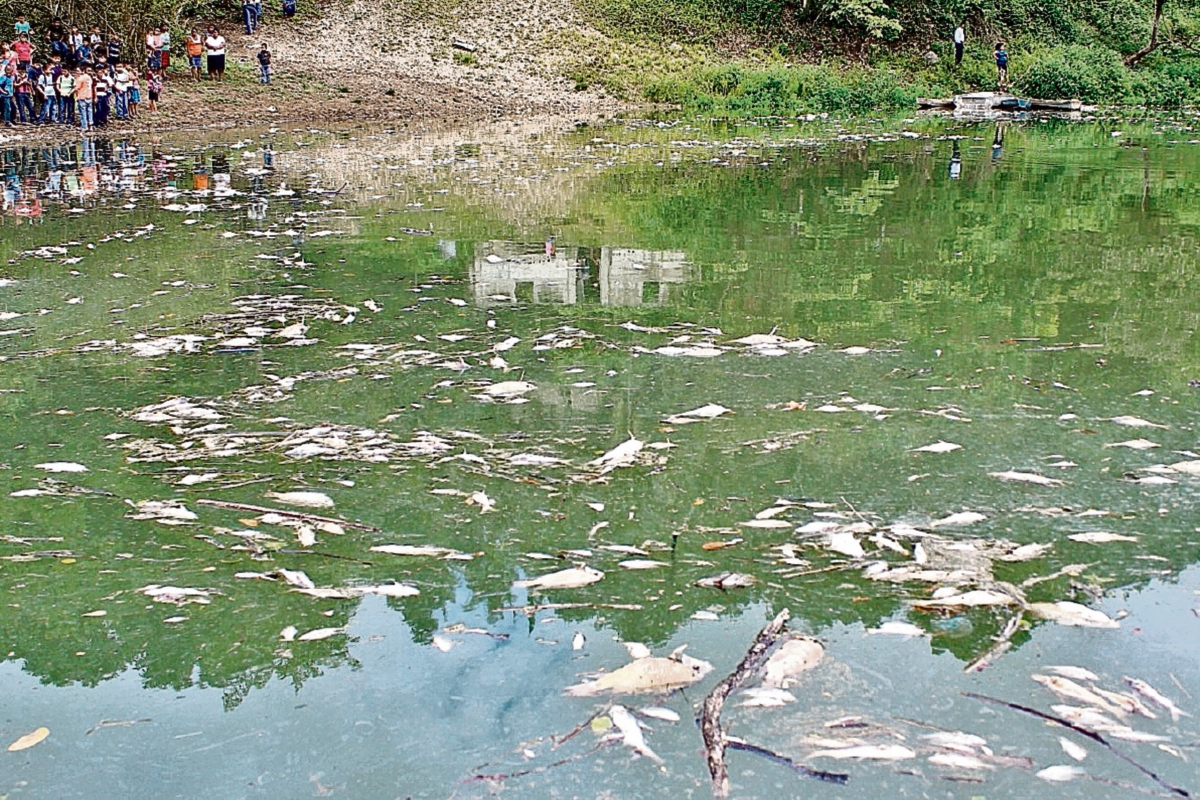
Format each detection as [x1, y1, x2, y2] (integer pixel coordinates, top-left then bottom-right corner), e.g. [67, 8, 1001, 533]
[204, 27, 226, 82]
[953, 22, 965, 66]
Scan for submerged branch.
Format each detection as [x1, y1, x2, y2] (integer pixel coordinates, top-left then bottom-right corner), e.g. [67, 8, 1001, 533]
[963, 692, 1191, 798]
[725, 737, 848, 784]
[964, 609, 1024, 673]
[700, 608, 790, 797]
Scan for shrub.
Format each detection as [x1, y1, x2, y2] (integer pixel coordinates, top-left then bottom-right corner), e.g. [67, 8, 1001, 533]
[1012, 45, 1130, 103]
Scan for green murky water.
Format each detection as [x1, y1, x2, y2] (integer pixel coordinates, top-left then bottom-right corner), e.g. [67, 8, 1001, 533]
[1, 117, 1199, 798]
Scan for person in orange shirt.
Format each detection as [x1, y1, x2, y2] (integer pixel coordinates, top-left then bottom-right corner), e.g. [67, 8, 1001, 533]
[185, 29, 203, 81]
[73, 68, 94, 132]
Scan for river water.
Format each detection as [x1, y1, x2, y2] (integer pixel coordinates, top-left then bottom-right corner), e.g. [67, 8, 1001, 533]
[1, 116, 1198, 798]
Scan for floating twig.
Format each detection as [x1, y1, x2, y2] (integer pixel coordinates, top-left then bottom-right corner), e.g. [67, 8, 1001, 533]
[725, 737, 848, 784]
[195, 498, 380, 531]
[964, 609, 1024, 672]
[963, 692, 1191, 798]
[700, 608, 790, 797]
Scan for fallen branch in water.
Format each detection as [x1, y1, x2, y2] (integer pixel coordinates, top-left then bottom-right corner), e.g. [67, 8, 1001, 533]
[195, 498, 380, 531]
[726, 736, 848, 785]
[700, 608, 790, 797]
[964, 609, 1024, 673]
[963, 692, 1191, 798]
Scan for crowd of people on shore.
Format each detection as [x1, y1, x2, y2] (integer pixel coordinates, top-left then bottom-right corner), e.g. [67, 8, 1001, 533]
[0, 15, 170, 131]
[2, 10, 285, 131]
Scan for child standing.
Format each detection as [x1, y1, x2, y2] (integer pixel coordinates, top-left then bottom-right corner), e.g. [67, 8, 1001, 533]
[128, 71, 140, 117]
[146, 69, 162, 112]
[994, 42, 1008, 89]
[257, 43, 271, 84]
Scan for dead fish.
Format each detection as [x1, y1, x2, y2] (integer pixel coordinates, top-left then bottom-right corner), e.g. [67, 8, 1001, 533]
[808, 744, 916, 761]
[264, 490, 334, 509]
[911, 441, 962, 454]
[1091, 687, 1156, 719]
[1125, 677, 1192, 721]
[1037, 765, 1086, 782]
[920, 731, 988, 751]
[564, 655, 713, 696]
[827, 531, 865, 559]
[638, 706, 680, 723]
[588, 437, 644, 474]
[763, 637, 824, 688]
[989, 470, 1064, 486]
[738, 687, 796, 708]
[1048, 666, 1099, 682]
[695, 572, 756, 590]
[912, 590, 1017, 610]
[1032, 675, 1125, 716]
[928, 753, 994, 771]
[867, 621, 927, 637]
[1068, 531, 1139, 544]
[1058, 737, 1088, 761]
[1051, 704, 1123, 731]
[482, 380, 536, 398]
[1110, 415, 1168, 429]
[929, 511, 986, 527]
[609, 705, 663, 765]
[1028, 601, 1120, 629]
[515, 566, 604, 591]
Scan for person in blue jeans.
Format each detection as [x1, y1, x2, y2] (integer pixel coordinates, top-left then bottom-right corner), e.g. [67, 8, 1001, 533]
[242, 0, 258, 35]
[0, 67, 14, 126]
[257, 43, 271, 84]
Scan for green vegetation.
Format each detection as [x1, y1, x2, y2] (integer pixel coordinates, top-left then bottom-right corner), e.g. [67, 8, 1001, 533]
[561, 0, 1200, 112]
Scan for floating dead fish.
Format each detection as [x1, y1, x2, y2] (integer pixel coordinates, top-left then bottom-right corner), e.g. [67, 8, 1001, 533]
[127, 499, 198, 524]
[1091, 687, 1156, 718]
[565, 654, 713, 696]
[921, 731, 988, 751]
[808, 744, 915, 761]
[1033, 675, 1125, 715]
[1058, 737, 1088, 761]
[34, 461, 89, 473]
[1049, 666, 1099, 682]
[911, 441, 962, 454]
[928, 753, 994, 771]
[663, 403, 731, 425]
[838, 346, 873, 356]
[913, 590, 1017, 609]
[989, 471, 1064, 486]
[619, 559, 670, 570]
[515, 566, 604, 591]
[276, 568, 316, 590]
[739, 519, 793, 529]
[1036, 765, 1086, 782]
[763, 637, 824, 688]
[609, 705, 663, 765]
[929, 511, 986, 528]
[1125, 677, 1192, 721]
[588, 437, 645, 474]
[370, 544, 472, 560]
[140, 585, 212, 605]
[1028, 601, 1120, 629]
[1167, 460, 1200, 475]
[738, 687, 796, 708]
[639, 706, 680, 723]
[695, 572, 756, 590]
[482, 380, 536, 398]
[1109, 415, 1168, 429]
[1068, 532, 1138, 544]
[1105, 439, 1159, 450]
[263, 490, 334, 509]
[297, 627, 345, 641]
[827, 531, 865, 559]
[466, 491, 496, 513]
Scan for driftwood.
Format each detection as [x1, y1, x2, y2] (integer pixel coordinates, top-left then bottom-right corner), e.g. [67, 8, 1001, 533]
[963, 692, 1191, 798]
[964, 609, 1024, 673]
[195, 498, 380, 532]
[700, 609, 790, 797]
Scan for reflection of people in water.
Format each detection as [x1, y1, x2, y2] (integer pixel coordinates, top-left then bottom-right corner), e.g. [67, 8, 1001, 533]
[991, 123, 1005, 162]
[949, 140, 962, 180]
